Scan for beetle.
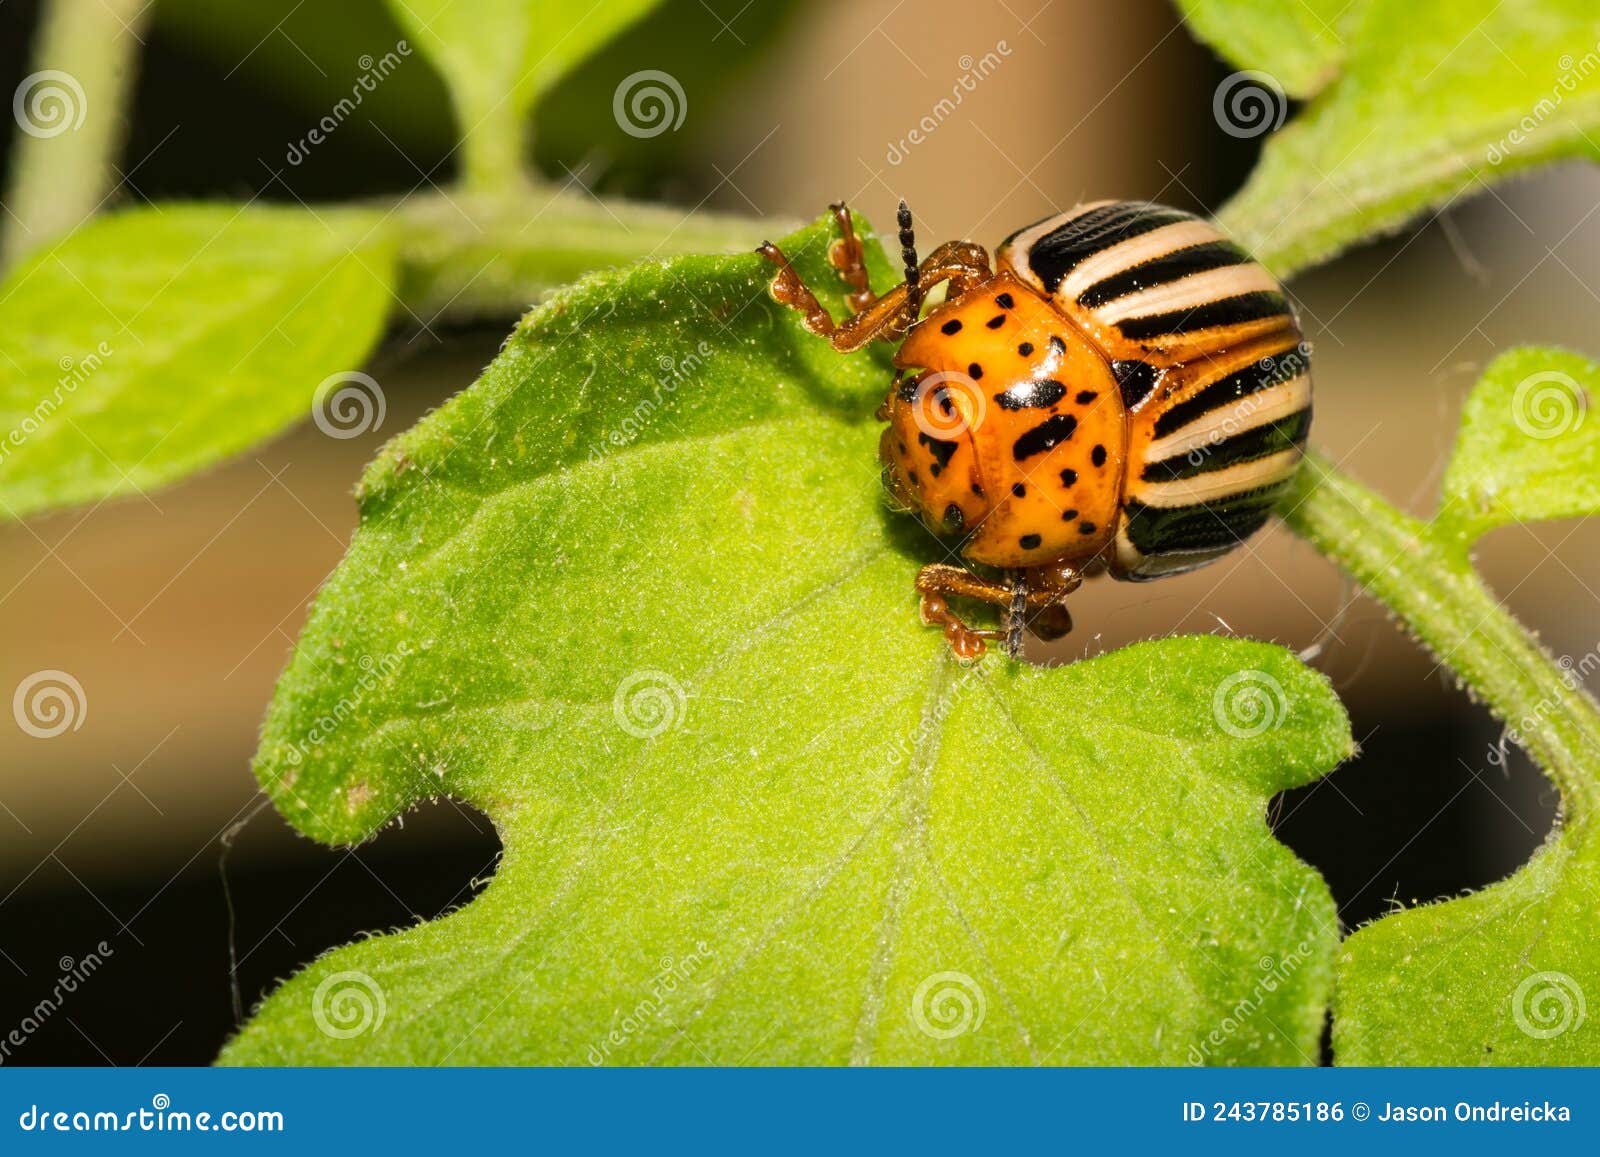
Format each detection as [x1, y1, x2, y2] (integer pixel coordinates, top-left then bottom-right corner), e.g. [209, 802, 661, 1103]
[758, 199, 1310, 659]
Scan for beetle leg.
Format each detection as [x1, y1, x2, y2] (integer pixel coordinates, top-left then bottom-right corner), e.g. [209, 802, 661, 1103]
[827, 201, 874, 312]
[759, 231, 993, 354]
[915, 562, 1082, 659]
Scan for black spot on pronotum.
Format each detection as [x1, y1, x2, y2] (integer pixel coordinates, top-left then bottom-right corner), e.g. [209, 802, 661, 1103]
[1019, 533, 1042, 550]
[971, 482, 984, 497]
[944, 503, 965, 530]
[1049, 335, 1066, 355]
[908, 471, 920, 486]
[917, 431, 959, 471]
[1013, 414, 1078, 459]
[1018, 342, 1034, 356]
[1091, 444, 1108, 467]
[995, 379, 1066, 411]
[986, 314, 1006, 329]
[1075, 390, 1097, 404]
[940, 318, 963, 335]
[1011, 482, 1026, 497]
[1061, 508, 1079, 521]
[968, 362, 984, 380]
[995, 292, 1015, 309]
[1078, 521, 1097, 535]
[1059, 468, 1077, 486]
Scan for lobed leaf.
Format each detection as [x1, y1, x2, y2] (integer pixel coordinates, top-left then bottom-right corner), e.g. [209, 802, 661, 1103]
[221, 220, 1352, 1065]
[1218, 0, 1600, 278]
[0, 205, 395, 520]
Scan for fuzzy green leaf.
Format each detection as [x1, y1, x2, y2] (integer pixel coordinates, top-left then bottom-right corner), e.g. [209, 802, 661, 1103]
[219, 220, 1351, 1066]
[1177, 0, 1357, 97]
[0, 205, 395, 521]
[1218, 0, 1600, 278]
[1320, 349, 1600, 1064]
[1438, 347, 1600, 543]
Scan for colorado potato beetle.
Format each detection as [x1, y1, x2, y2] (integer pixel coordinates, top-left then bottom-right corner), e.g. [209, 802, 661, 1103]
[759, 199, 1310, 659]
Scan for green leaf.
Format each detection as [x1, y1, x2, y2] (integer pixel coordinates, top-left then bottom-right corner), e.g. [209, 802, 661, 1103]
[1438, 347, 1600, 543]
[1217, 0, 1600, 277]
[0, 205, 395, 520]
[220, 220, 1351, 1065]
[387, 0, 664, 189]
[1279, 353, 1600, 1064]
[1177, 0, 1357, 97]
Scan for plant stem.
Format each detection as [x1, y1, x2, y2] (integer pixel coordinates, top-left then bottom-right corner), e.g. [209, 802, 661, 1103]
[1, 0, 150, 266]
[383, 187, 800, 323]
[458, 99, 531, 198]
[1281, 449, 1600, 829]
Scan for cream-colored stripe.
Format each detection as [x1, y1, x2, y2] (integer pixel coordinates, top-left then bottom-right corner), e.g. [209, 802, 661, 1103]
[1143, 374, 1311, 461]
[1113, 526, 1230, 575]
[1093, 263, 1281, 325]
[999, 201, 1117, 290]
[1130, 448, 1301, 507]
[1055, 219, 1222, 301]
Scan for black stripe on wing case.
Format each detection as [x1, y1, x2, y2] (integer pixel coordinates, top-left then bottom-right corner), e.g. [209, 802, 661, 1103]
[1123, 486, 1285, 555]
[1111, 359, 1158, 409]
[1140, 408, 1311, 482]
[1076, 242, 1251, 308]
[1012, 204, 1191, 292]
[1151, 345, 1309, 439]
[1116, 291, 1288, 341]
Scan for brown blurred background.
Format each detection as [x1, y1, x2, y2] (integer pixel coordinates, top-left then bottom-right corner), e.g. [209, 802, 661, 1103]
[1, 0, 1595, 1063]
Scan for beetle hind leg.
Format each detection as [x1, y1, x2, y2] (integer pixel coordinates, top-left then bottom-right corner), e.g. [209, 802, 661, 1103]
[914, 563, 1081, 660]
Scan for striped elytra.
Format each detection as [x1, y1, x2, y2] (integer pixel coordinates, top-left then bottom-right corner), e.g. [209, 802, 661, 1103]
[881, 199, 1309, 581]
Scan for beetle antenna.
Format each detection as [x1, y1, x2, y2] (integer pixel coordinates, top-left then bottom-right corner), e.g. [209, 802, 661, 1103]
[898, 199, 922, 326]
[1006, 572, 1027, 658]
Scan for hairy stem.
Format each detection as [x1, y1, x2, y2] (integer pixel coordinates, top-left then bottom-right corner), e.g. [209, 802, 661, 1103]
[2, 0, 151, 265]
[1281, 449, 1600, 829]
[382, 187, 800, 323]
